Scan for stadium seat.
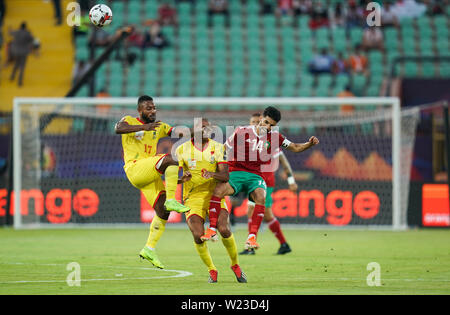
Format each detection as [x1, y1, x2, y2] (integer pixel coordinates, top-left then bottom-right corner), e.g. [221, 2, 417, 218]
[404, 62, 418, 77]
[421, 62, 436, 78]
[439, 62, 450, 78]
[71, 0, 450, 99]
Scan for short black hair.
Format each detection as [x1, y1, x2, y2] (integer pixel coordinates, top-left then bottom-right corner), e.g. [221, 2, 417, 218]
[251, 112, 261, 117]
[137, 95, 153, 108]
[263, 106, 281, 123]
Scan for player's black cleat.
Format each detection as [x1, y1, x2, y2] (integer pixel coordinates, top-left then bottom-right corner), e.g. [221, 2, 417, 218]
[276, 243, 292, 255]
[239, 248, 255, 255]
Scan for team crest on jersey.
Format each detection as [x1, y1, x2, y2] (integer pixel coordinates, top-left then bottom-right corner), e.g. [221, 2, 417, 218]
[134, 131, 144, 141]
[188, 159, 197, 169]
[210, 151, 215, 163]
[265, 141, 271, 149]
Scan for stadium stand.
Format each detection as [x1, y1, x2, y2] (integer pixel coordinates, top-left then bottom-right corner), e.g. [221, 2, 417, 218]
[68, 0, 448, 103]
[0, 0, 74, 112]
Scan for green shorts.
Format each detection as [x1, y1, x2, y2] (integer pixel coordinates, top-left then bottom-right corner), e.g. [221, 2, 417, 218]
[229, 171, 267, 198]
[265, 186, 274, 208]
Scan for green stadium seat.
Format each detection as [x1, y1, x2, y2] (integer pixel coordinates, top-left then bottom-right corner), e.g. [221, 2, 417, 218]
[401, 24, 415, 38]
[297, 85, 312, 97]
[439, 62, 450, 78]
[422, 62, 436, 78]
[177, 80, 192, 96]
[246, 81, 262, 97]
[280, 84, 296, 97]
[366, 85, 380, 97]
[247, 0, 260, 12]
[434, 16, 448, 29]
[228, 82, 244, 97]
[351, 73, 367, 94]
[317, 74, 333, 88]
[211, 81, 227, 97]
[298, 15, 310, 28]
[335, 74, 350, 89]
[402, 39, 416, 54]
[404, 62, 418, 77]
[262, 84, 279, 97]
[419, 42, 434, 56]
[370, 74, 384, 87]
[300, 74, 314, 88]
[436, 39, 449, 55]
[349, 28, 363, 46]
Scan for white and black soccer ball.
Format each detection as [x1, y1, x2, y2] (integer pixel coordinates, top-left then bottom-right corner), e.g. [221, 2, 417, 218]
[89, 4, 113, 27]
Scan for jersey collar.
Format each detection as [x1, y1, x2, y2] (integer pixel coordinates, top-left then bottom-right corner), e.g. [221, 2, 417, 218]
[191, 138, 210, 152]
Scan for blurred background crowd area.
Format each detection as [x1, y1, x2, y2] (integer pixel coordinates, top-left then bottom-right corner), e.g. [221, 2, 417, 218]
[0, 0, 448, 114]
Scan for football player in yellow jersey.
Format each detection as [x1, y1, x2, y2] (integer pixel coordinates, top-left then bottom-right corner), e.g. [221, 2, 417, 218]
[115, 95, 191, 269]
[176, 118, 247, 283]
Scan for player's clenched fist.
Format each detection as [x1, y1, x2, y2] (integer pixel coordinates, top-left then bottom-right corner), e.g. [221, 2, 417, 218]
[309, 136, 319, 146]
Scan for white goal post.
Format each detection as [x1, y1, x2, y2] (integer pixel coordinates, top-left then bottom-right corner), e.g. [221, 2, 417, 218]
[12, 96, 405, 230]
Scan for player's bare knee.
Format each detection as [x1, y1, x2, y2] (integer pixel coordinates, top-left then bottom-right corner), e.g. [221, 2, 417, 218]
[154, 197, 170, 220]
[155, 208, 170, 220]
[264, 209, 274, 222]
[218, 225, 231, 238]
[157, 154, 178, 172]
[252, 192, 266, 205]
[193, 231, 204, 244]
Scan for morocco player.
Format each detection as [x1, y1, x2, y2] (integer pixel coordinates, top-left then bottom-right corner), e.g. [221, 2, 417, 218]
[241, 113, 298, 255]
[176, 118, 247, 283]
[115, 95, 190, 269]
[202, 106, 319, 250]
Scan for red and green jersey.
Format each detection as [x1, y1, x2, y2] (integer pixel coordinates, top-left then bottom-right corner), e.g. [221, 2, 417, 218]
[225, 125, 291, 180]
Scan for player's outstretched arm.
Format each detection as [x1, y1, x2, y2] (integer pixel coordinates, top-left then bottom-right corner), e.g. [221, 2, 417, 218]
[114, 118, 161, 134]
[286, 136, 319, 153]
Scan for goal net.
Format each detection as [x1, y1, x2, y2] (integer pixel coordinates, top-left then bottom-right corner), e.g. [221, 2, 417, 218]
[11, 97, 425, 230]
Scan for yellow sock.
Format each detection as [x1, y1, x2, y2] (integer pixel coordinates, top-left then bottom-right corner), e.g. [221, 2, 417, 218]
[145, 215, 167, 249]
[221, 233, 239, 266]
[164, 165, 179, 200]
[194, 242, 216, 271]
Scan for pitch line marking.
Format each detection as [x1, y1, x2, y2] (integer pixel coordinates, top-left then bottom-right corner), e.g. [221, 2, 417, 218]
[0, 262, 193, 284]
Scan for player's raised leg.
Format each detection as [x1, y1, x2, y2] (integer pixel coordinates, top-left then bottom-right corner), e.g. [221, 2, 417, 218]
[187, 214, 218, 283]
[139, 190, 170, 269]
[202, 181, 235, 241]
[217, 206, 247, 283]
[157, 154, 190, 213]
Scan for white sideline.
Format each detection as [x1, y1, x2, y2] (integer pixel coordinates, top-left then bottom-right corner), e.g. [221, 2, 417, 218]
[0, 262, 193, 284]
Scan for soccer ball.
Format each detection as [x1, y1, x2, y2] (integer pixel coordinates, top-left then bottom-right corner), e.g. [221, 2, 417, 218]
[89, 4, 113, 27]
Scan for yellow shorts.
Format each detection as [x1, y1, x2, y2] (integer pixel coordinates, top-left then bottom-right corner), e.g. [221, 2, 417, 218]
[125, 154, 167, 208]
[184, 194, 228, 221]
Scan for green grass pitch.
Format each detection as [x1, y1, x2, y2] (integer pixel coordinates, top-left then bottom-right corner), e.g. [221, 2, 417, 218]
[0, 227, 449, 295]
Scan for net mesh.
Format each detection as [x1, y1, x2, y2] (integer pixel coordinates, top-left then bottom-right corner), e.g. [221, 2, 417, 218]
[13, 98, 432, 228]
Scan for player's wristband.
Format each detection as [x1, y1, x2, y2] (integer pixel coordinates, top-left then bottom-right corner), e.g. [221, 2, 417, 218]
[287, 176, 295, 185]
